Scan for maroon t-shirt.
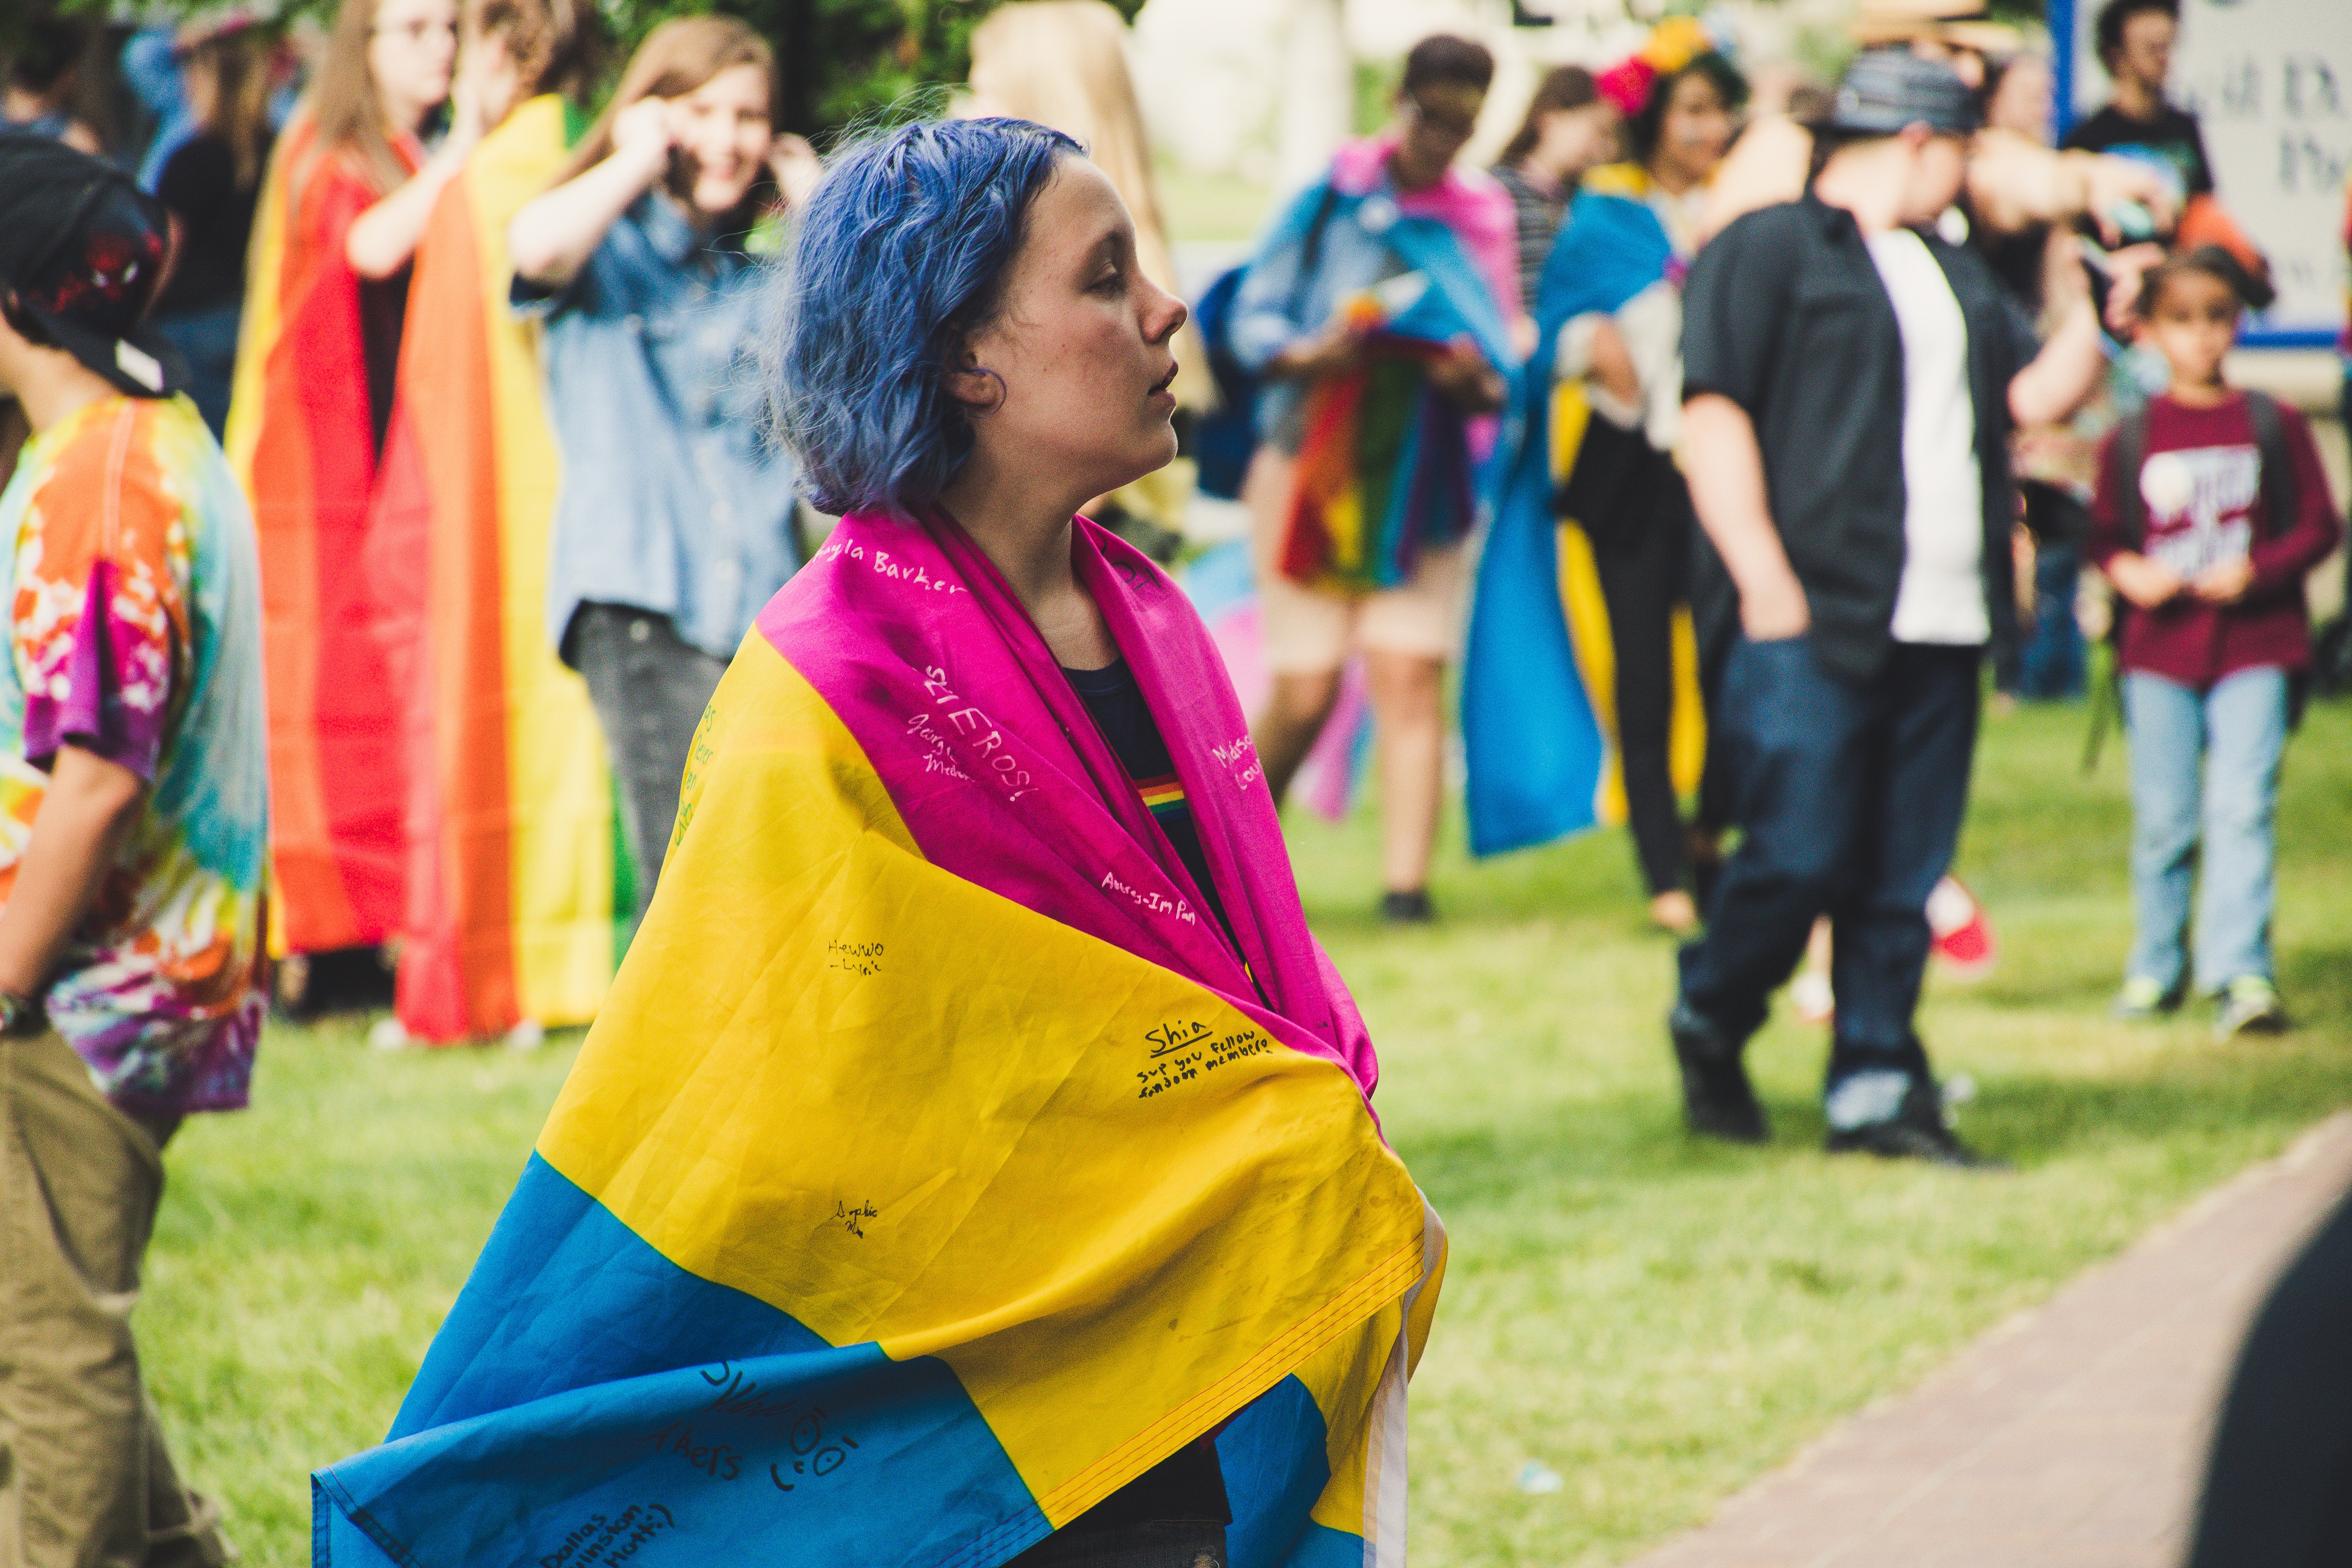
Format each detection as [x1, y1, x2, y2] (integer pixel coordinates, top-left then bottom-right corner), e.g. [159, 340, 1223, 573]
[2088, 392, 2341, 687]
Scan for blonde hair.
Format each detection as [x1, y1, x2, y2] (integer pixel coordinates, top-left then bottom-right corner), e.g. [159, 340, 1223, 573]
[965, 0, 1208, 408]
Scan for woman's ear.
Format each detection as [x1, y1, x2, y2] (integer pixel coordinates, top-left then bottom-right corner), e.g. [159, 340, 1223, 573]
[940, 346, 1007, 416]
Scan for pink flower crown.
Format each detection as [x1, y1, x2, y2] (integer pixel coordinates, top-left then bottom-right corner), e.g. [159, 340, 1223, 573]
[1595, 16, 1730, 117]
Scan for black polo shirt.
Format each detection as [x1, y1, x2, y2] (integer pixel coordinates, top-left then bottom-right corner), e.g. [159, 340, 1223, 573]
[1680, 193, 2041, 683]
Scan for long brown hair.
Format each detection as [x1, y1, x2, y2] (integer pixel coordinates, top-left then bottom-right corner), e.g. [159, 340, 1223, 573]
[467, 0, 604, 108]
[184, 27, 278, 190]
[1500, 63, 1599, 167]
[302, 0, 422, 196]
[553, 15, 773, 191]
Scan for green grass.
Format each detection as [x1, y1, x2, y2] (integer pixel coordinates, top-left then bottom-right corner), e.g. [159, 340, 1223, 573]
[142, 697, 2352, 1566]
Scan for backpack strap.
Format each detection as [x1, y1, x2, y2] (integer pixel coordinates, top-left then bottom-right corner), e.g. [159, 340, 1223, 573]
[2242, 389, 2299, 542]
[2112, 408, 2150, 550]
[1288, 182, 1345, 319]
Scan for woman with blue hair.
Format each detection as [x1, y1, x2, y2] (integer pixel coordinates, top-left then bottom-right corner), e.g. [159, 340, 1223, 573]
[309, 116, 1442, 1568]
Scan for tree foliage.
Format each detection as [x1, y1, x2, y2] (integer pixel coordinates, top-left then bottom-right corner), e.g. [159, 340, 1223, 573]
[7, 0, 1141, 138]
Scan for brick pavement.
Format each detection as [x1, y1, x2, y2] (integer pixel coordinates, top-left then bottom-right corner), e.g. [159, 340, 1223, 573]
[1623, 1113, 2352, 1568]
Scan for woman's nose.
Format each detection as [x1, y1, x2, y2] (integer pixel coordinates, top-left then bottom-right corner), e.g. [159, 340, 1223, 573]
[1144, 282, 1187, 343]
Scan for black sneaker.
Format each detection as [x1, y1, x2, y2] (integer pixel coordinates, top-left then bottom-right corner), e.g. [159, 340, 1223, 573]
[1825, 1077, 2005, 1168]
[1667, 1002, 1767, 1143]
[1379, 889, 1435, 924]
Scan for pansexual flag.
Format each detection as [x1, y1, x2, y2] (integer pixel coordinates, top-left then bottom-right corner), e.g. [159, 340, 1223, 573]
[313, 512, 1443, 1567]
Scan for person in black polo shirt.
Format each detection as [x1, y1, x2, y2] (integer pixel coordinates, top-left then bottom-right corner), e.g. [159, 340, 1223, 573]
[1667, 51, 2104, 1164]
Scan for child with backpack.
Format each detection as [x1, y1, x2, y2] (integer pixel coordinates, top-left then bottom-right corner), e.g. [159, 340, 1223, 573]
[2091, 246, 2340, 1036]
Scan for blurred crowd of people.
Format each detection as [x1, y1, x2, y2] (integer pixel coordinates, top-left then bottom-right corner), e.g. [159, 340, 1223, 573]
[0, 0, 2349, 1557]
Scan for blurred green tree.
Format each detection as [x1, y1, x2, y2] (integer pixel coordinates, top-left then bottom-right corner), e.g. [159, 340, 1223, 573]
[9, 0, 1143, 137]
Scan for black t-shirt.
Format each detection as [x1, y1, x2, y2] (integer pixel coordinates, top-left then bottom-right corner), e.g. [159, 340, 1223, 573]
[2060, 103, 2215, 199]
[1062, 659, 1236, 944]
[359, 267, 410, 460]
[155, 133, 269, 314]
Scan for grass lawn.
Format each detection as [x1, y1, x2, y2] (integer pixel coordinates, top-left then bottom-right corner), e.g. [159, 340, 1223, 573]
[142, 696, 2352, 1566]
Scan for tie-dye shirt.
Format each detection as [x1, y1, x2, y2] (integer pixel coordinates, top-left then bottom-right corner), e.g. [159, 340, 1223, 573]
[0, 393, 270, 1119]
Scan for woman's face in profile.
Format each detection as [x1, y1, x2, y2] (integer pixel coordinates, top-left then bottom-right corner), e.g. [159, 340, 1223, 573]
[956, 158, 1188, 502]
[367, 0, 457, 127]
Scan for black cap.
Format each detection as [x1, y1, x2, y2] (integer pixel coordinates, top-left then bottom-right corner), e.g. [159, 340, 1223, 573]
[0, 131, 185, 397]
[1825, 48, 1982, 136]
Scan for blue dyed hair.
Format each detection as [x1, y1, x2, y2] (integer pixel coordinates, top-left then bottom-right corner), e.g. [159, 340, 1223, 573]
[765, 117, 1082, 516]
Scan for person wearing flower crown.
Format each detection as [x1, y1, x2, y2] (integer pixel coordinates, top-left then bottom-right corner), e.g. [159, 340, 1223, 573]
[1227, 34, 1517, 925]
[1461, 17, 1740, 933]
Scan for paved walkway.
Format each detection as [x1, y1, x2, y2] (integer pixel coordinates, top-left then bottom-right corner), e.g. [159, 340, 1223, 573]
[1625, 1113, 2352, 1568]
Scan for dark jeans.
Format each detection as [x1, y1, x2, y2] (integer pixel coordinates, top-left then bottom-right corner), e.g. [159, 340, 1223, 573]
[1004, 1522, 1226, 1568]
[570, 603, 728, 924]
[1590, 451, 1695, 897]
[2006, 485, 2087, 700]
[1680, 637, 1981, 1093]
[151, 300, 240, 440]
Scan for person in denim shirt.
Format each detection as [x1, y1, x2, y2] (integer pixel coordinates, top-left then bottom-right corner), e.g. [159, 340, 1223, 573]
[1224, 35, 1515, 927]
[508, 15, 818, 920]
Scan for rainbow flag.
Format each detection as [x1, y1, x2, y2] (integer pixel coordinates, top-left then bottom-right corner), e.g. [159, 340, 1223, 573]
[1283, 342, 1475, 596]
[1277, 227, 1514, 600]
[313, 512, 1443, 1568]
[1462, 168, 1704, 856]
[365, 95, 624, 1042]
[224, 115, 418, 953]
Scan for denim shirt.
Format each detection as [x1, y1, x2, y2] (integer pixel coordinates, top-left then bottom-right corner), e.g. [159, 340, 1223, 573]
[1227, 183, 1413, 453]
[519, 192, 797, 664]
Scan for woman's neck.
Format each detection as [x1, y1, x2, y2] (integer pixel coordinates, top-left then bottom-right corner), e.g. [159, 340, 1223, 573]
[1646, 155, 1699, 197]
[377, 85, 431, 141]
[937, 455, 1117, 669]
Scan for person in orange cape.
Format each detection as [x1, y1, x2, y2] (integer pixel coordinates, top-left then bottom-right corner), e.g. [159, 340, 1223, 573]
[223, 0, 491, 992]
[363, 0, 612, 1047]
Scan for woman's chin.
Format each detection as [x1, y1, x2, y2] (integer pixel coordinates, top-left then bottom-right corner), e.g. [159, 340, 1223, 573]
[694, 177, 754, 213]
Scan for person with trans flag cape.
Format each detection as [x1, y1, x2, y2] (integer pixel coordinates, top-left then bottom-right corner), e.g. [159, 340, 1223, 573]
[313, 117, 1443, 1568]
[1228, 34, 1515, 927]
[1462, 19, 1737, 934]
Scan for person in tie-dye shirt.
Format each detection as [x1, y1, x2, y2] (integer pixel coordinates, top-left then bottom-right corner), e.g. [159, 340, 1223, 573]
[0, 134, 265, 1567]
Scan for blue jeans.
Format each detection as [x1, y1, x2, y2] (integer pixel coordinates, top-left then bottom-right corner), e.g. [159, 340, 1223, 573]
[151, 300, 240, 440]
[2123, 667, 2287, 995]
[1680, 637, 1981, 1108]
[2018, 541, 2086, 699]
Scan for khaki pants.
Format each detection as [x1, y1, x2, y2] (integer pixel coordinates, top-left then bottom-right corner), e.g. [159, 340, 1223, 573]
[0, 1032, 226, 1568]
